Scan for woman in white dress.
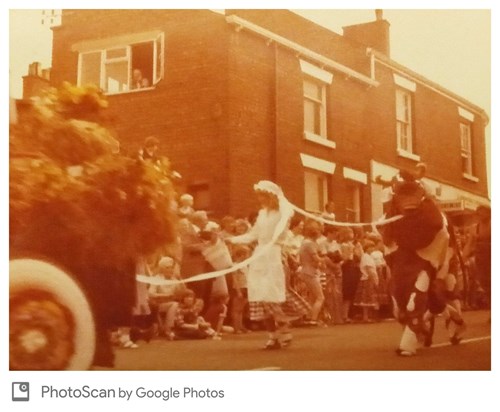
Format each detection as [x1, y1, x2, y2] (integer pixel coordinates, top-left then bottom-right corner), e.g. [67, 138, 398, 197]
[228, 181, 293, 349]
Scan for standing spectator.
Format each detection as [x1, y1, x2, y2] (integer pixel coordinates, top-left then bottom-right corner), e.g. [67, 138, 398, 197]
[474, 205, 491, 307]
[298, 219, 325, 325]
[320, 226, 344, 324]
[130, 256, 156, 343]
[339, 227, 362, 323]
[219, 216, 236, 240]
[234, 218, 251, 235]
[322, 201, 336, 221]
[353, 241, 379, 322]
[371, 239, 391, 318]
[203, 293, 234, 337]
[179, 210, 215, 309]
[178, 194, 195, 218]
[227, 180, 293, 349]
[138, 135, 160, 163]
[116, 257, 152, 349]
[282, 216, 304, 284]
[230, 245, 251, 333]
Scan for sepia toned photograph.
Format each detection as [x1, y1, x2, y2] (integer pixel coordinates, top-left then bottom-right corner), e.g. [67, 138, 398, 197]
[9, 8, 491, 372]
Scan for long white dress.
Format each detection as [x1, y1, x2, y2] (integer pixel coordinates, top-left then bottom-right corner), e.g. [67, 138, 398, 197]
[230, 209, 288, 303]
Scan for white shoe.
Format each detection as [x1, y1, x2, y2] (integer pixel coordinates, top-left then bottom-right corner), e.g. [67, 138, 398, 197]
[121, 340, 139, 349]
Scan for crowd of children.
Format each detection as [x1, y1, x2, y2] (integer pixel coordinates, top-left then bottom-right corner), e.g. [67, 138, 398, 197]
[113, 142, 487, 352]
[113, 194, 400, 349]
[111, 184, 485, 353]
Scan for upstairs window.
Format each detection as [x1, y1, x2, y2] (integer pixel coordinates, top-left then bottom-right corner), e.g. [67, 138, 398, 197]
[77, 32, 164, 94]
[460, 122, 473, 175]
[300, 60, 333, 147]
[395, 88, 414, 153]
[303, 78, 327, 137]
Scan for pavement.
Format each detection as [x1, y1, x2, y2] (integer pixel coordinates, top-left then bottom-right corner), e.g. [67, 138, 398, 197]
[102, 310, 490, 371]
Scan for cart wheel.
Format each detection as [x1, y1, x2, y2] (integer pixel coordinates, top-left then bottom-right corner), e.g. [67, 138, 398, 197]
[10, 259, 96, 370]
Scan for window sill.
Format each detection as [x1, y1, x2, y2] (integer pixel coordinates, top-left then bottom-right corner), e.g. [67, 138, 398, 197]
[304, 131, 336, 149]
[397, 149, 421, 162]
[105, 86, 156, 96]
[463, 173, 479, 182]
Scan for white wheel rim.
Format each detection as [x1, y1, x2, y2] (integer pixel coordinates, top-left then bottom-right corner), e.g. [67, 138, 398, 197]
[10, 259, 96, 370]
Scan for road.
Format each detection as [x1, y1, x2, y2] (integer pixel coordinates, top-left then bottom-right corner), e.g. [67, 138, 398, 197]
[104, 310, 490, 371]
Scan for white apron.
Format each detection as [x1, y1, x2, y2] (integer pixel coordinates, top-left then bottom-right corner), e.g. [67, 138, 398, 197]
[231, 209, 287, 303]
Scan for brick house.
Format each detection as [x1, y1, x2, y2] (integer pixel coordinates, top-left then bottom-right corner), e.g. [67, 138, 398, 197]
[42, 9, 489, 220]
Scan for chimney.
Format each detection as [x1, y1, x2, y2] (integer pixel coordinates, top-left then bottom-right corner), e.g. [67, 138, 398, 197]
[343, 10, 391, 57]
[28, 62, 42, 77]
[23, 62, 51, 100]
[41, 68, 51, 80]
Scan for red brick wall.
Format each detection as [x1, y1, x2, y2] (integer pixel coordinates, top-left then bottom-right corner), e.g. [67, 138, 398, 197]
[225, 28, 280, 217]
[365, 62, 489, 198]
[22, 76, 51, 100]
[50, 9, 488, 221]
[226, 26, 375, 221]
[226, 9, 371, 77]
[343, 20, 391, 57]
[52, 10, 233, 216]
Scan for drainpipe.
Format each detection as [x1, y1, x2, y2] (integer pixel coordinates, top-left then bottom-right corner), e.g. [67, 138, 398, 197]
[366, 47, 376, 82]
[272, 41, 278, 182]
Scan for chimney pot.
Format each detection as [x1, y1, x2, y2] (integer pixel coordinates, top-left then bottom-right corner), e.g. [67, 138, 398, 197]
[28, 62, 42, 77]
[375, 9, 383, 21]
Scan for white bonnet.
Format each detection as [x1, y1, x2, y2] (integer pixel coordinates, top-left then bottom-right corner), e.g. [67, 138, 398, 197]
[180, 193, 194, 202]
[253, 180, 283, 197]
[158, 256, 175, 268]
[205, 221, 220, 232]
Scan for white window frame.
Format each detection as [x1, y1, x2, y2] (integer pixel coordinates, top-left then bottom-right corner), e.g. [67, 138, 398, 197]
[300, 60, 333, 146]
[77, 32, 164, 95]
[303, 77, 327, 136]
[460, 122, 473, 176]
[345, 183, 361, 223]
[395, 88, 415, 155]
[304, 169, 329, 213]
[103, 46, 131, 94]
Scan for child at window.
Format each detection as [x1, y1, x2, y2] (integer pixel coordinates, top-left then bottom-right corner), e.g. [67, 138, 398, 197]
[131, 68, 150, 89]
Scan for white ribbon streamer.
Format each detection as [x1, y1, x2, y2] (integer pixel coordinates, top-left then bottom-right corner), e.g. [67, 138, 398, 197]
[287, 202, 402, 228]
[136, 185, 402, 286]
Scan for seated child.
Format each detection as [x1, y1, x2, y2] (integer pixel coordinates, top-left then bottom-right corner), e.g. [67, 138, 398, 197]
[184, 298, 219, 339]
[172, 290, 214, 340]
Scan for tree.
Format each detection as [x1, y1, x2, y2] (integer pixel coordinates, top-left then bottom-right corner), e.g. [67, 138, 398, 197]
[10, 82, 177, 272]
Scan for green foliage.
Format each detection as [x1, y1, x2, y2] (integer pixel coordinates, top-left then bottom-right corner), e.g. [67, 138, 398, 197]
[10, 84, 177, 271]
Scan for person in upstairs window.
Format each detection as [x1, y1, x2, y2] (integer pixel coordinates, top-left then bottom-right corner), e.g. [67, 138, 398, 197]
[131, 68, 150, 89]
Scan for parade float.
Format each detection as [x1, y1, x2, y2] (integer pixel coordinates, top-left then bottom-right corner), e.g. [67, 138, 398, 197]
[9, 83, 177, 370]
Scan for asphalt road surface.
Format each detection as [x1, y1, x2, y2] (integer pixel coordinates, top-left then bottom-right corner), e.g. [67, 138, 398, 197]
[104, 310, 490, 371]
